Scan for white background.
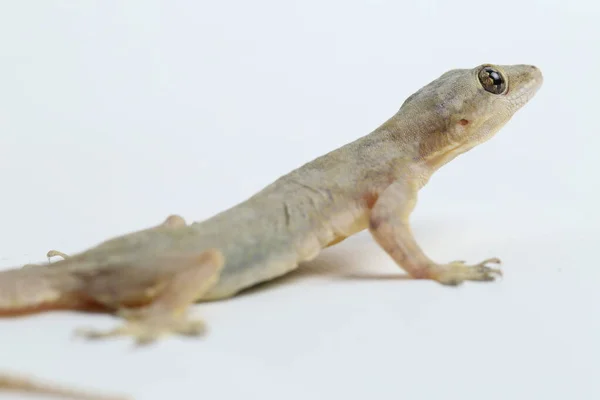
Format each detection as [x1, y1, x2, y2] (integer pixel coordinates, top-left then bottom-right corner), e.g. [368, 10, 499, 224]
[0, 1, 598, 399]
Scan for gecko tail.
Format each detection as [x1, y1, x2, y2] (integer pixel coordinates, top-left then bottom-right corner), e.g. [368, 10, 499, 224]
[0, 263, 90, 316]
[0, 371, 132, 400]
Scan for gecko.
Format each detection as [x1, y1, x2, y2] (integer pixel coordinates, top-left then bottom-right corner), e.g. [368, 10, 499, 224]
[0, 63, 543, 352]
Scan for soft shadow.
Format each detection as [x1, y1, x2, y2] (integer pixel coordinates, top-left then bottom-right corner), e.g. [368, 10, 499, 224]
[339, 272, 413, 281]
[236, 234, 415, 298]
[234, 218, 448, 298]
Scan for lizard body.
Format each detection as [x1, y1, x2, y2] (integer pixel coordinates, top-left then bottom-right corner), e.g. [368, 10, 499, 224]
[0, 63, 542, 344]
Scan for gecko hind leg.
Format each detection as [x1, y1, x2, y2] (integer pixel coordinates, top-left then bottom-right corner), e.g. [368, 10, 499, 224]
[75, 249, 224, 345]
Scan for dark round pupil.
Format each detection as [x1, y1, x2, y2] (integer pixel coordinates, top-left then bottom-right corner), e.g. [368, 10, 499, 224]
[479, 67, 505, 94]
[487, 70, 502, 85]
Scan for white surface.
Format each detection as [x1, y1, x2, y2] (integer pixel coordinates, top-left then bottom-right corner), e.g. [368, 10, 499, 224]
[0, 1, 598, 399]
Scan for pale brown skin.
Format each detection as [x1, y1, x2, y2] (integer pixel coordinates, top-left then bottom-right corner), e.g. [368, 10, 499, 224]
[1, 63, 544, 336]
[1, 62, 542, 398]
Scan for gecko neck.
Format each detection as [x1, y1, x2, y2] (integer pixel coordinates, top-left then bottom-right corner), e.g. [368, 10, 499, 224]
[364, 113, 470, 188]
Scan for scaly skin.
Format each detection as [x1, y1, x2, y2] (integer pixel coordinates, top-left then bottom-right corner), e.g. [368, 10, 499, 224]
[0, 63, 543, 347]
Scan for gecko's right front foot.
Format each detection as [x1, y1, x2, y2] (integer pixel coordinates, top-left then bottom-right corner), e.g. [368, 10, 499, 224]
[428, 258, 502, 286]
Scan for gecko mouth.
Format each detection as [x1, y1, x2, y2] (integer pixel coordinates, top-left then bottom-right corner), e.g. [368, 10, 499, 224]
[509, 66, 543, 109]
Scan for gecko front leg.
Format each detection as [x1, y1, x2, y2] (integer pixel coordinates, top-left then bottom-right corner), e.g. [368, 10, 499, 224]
[369, 179, 502, 285]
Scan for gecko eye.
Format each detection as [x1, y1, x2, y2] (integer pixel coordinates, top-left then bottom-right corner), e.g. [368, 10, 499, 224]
[478, 66, 507, 95]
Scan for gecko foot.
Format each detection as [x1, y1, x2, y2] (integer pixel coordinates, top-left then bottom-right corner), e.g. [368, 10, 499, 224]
[47, 250, 69, 262]
[21, 249, 69, 268]
[39, 215, 186, 266]
[431, 258, 502, 286]
[74, 310, 206, 345]
[75, 248, 223, 345]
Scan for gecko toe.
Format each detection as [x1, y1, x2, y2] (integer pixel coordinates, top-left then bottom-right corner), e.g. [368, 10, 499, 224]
[434, 257, 503, 285]
[175, 319, 206, 336]
[74, 326, 128, 340]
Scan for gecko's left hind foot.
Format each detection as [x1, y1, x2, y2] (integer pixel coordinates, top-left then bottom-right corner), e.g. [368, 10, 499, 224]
[47, 250, 69, 261]
[20, 249, 69, 268]
[75, 311, 206, 345]
[40, 214, 188, 266]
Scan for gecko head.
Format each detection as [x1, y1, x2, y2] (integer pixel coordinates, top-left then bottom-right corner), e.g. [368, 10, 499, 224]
[399, 63, 543, 169]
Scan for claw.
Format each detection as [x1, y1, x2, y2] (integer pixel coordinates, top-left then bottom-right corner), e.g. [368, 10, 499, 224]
[433, 257, 503, 285]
